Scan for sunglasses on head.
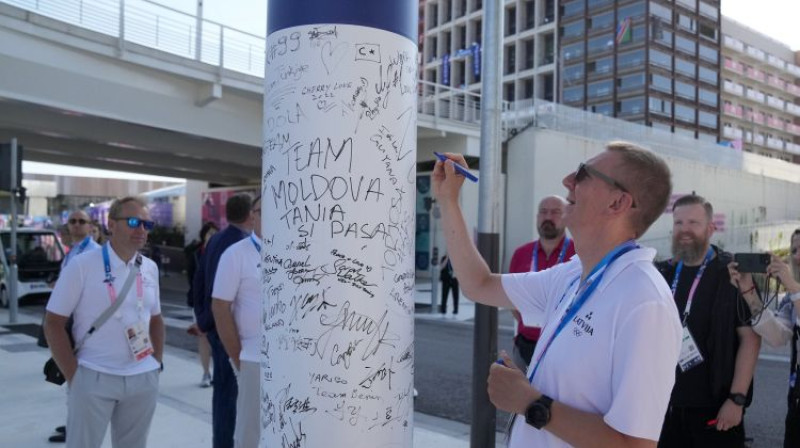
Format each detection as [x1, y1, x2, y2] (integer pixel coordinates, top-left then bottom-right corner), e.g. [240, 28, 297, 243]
[114, 217, 155, 231]
[574, 163, 637, 208]
[68, 218, 88, 225]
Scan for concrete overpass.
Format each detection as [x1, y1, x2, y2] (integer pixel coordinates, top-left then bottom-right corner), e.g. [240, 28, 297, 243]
[0, 1, 481, 186]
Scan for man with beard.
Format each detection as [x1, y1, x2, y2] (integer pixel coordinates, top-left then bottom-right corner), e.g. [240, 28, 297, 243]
[656, 194, 760, 448]
[508, 196, 575, 366]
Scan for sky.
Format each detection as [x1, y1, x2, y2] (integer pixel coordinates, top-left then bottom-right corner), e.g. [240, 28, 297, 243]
[21, 0, 799, 181]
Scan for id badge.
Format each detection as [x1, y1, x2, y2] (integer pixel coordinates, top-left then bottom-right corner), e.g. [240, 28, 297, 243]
[678, 326, 704, 372]
[125, 321, 154, 361]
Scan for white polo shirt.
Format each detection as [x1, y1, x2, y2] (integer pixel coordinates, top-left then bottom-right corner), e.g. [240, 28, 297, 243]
[212, 236, 262, 363]
[47, 243, 161, 375]
[502, 247, 682, 447]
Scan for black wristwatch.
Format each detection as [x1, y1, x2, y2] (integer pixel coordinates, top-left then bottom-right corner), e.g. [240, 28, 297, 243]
[524, 394, 554, 429]
[728, 393, 747, 406]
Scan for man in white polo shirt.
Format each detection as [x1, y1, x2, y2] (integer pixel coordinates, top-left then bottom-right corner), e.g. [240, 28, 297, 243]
[212, 196, 263, 448]
[44, 197, 164, 448]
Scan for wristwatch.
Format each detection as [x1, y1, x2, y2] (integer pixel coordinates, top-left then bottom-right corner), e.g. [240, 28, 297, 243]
[524, 394, 554, 429]
[728, 393, 747, 406]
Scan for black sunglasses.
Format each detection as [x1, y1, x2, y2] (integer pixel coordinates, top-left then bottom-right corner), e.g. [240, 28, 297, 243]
[114, 217, 155, 231]
[68, 218, 88, 225]
[574, 163, 637, 208]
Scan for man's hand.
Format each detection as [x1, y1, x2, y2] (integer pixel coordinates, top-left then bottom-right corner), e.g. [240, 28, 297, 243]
[488, 351, 538, 414]
[714, 399, 743, 431]
[431, 153, 468, 206]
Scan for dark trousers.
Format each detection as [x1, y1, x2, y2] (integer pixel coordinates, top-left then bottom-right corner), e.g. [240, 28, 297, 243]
[207, 330, 237, 448]
[440, 276, 459, 313]
[786, 393, 800, 448]
[659, 405, 745, 448]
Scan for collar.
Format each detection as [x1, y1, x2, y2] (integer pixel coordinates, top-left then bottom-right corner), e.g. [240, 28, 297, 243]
[572, 246, 656, 280]
[105, 242, 138, 268]
[535, 235, 568, 255]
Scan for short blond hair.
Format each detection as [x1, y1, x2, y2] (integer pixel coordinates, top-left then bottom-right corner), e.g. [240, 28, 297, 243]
[108, 196, 147, 220]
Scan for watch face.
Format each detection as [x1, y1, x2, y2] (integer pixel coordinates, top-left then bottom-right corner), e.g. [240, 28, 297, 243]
[526, 403, 548, 429]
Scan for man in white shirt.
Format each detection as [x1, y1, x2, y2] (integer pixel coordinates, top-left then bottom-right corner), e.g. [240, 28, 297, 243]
[212, 196, 263, 448]
[432, 142, 682, 448]
[44, 197, 165, 448]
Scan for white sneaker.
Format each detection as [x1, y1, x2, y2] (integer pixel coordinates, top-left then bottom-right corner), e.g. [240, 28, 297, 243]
[200, 373, 212, 388]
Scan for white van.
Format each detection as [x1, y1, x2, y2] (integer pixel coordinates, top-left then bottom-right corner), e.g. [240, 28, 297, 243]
[0, 228, 65, 307]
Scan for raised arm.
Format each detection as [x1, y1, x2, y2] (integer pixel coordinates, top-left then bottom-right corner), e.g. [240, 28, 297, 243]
[432, 154, 511, 309]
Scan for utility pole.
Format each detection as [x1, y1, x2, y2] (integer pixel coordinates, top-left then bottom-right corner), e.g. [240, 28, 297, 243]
[9, 138, 19, 323]
[471, 0, 503, 447]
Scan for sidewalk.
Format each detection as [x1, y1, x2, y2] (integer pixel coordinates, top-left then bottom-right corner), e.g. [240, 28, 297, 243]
[0, 307, 506, 447]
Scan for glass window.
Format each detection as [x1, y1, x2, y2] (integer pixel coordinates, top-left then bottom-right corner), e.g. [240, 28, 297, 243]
[699, 88, 717, 106]
[649, 49, 672, 69]
[617, 96, 645, 116]
[561, 20, 585, 39]
[563, 42, 584, 61]
[675, 104, 695, 122]
[649, 97, 672, 116]
[564, 63, 584, 81]
[675, 81, 695, 100]
[563, 0, 584, 18]
[563, 86, 584, 102]
[677, 14, 696, 32]
[652, 27, 672, 46]
[589, 11, 613, 30]
[587, 57, 613, 75]
[675, 58, 695, 77]
[675, 35, 695, 55]
[698, 110, 717, 128]
[650, 74, 672, 93]
[588, 34, 614, 55]
[587, 80, 613, 98]
[650, 2, 673, 23]
[698, 22, 717, 41]
[698, 1, 718, 19]
[587, 0, 613, 11]
[618, 73, 645, 91]
[699, 44, 717, 63]
[618, 2, 646, 20]
[698, 66, 716, 84]
[589, 102, 613, 116]
[618, 49, 645, 69]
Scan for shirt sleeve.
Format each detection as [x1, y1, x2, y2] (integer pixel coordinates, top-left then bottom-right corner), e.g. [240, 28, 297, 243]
[46, 258, 85, 317]
[502, 265, 559, 321]
[508, 244, 532, 274]
[604, 300, 681, 440]
[212, 245, 241, 302]
[752, 295, 795, 347]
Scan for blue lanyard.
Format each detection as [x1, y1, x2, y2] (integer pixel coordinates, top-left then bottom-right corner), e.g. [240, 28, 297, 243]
[250, 234, 261, 253]
[670, 247, 714, 325]
[531, 236, 571, 272]
[528, 240, 638, 383]
[64, 236, 93, 267]
[102, 243, 115, 284]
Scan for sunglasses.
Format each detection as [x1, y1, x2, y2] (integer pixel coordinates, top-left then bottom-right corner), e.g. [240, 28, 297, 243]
[114, 217, 156, 231]
[574, 163, 637, 208]
[68, 218, 88, 225]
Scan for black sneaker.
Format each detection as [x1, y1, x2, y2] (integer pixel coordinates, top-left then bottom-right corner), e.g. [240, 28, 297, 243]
[55, 426, 66, 434]
[48, 432, 66, 443]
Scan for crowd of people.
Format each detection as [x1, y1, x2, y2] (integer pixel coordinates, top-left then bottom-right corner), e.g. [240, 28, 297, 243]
[38, 140, 800, 448]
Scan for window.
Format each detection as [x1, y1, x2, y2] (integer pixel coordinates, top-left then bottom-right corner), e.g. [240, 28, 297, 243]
[649, 97, 672, 116]
[523, 78, 534, 99]
[698, 22, 717, 41]
[675, 104, 695, 122]
[649, 49, 671, 69]
[524, 39, 535, 69]
[617, 96, 645, 116]
[504, 82, 515, 101]
[650, 1, 672, 23]
[675, 35, 695, 55]
[698, 110, 717, 128]
[677, 14, 696, 32]
[698, 66, 717, 84]
[675, 58, 695, 77]
[505, 44, 516, 74]
[587, 57, 613, 75]
[652, 28, 672, 46]
[561, 20, 585, 39]
[564, 86, 584, 102]
[505, 6, 517, 36]
[699, 44, 717, 63]
[618, 2, 646, 20]
[588, 0, 613, 11]
[698, 1, 718, 19]
[618, 73, 645, 92]
[563, 42, 584, 61]
[589, 102, 613, 116]
[524, 0, 536, 29]
[618, 49, 645, 69]
[650, 74, 672, 93]
[587, 80, 613, 98]
[563, 64, 585, 81]
[543, 33, 555, 65]
[588, 34, 614, 55]
[589, 12, 614, 31]
[675, 81, 695, 100]
[562, 0, 584, 18]
[699, 88, 717, 106]
[622, 25, 646, 46]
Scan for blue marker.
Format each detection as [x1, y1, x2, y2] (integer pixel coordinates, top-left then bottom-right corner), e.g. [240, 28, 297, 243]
[434, 151, 479, 183]
[495, 358, 505, 365]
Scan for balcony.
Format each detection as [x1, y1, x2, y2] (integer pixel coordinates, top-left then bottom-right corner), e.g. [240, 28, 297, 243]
[723, 103, 743, 118]
[767, 77, 786, 90]
[787, 84, 800, 96]
[724, 58, 744, 75]
[723, 82, 744, 96]
[752, 114, 766, 125]
[786, 123, 800, 136]
[723, 127, 744, 139]
[787, 142, 800, 155]
[788, 64, 800, 77]
[766, 137, 784, 150]
[745, 67, 766, 82]
[766, 97, 785, 111]
[786, 103, 800, 117]
[746, 46, 766, 61]
[752, 135, 765, 146]
[723, 36, 745, 52]
[746, 90, 766, 103]
[767, 55, 786, 70]
[766, 117, 785, 131]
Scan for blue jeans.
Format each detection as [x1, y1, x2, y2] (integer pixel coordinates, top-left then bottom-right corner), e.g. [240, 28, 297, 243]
[207, 330, 237, 448]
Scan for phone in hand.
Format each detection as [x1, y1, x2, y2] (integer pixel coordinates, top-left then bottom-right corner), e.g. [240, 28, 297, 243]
[734, 253, 770, 273]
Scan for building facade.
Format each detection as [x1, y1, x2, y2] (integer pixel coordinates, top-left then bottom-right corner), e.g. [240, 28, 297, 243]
[720, 17, 800, 162]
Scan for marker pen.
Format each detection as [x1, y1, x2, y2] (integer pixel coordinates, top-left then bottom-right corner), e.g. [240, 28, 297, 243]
[434, 151, 479, 183]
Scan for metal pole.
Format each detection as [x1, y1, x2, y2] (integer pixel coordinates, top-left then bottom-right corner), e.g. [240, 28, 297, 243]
[118, 0, 126, 54]
[8, 138, 19, 323]
[195, 0, 203, 61]
[471, 0, 503, 446]
[430, 202, 441, 311]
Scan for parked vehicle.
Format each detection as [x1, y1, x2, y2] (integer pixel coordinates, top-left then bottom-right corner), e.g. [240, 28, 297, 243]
[0, 229, 65, 307]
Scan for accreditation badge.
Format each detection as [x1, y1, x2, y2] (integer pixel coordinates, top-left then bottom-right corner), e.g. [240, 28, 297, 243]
[125, 321, 154, 361]
[678, 326, 704, 372]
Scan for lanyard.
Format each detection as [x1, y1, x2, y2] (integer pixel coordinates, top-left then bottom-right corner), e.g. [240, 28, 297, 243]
[530, 236, 571, 272]
[671, 247, 714, 326]
[528, 240, 638, 383]
[250, 233, 261, 253]
[102, 244, 143, 309]
[64, 236, 93, 267]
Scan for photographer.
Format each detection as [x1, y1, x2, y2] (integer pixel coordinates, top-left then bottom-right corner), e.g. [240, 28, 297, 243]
[728, 229, 800, 448]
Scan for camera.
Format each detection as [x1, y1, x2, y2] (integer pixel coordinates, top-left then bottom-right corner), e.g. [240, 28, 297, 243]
[734, 253, 770, 273]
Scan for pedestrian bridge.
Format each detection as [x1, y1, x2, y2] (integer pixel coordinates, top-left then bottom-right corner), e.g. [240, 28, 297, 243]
[0, 0, 484, 185]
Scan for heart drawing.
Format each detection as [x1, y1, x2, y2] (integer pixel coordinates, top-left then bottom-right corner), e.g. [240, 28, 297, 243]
[321, 41, 349, 75]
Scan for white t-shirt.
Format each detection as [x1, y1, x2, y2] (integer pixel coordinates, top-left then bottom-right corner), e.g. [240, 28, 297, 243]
[47, 243, 161, 375]
[502, 247, 682, 447]
[212, 236, 262, 363]
[62, 237, 101, 268]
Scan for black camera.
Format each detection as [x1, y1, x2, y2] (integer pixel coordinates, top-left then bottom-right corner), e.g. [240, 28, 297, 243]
[734, 253, 770, 273]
